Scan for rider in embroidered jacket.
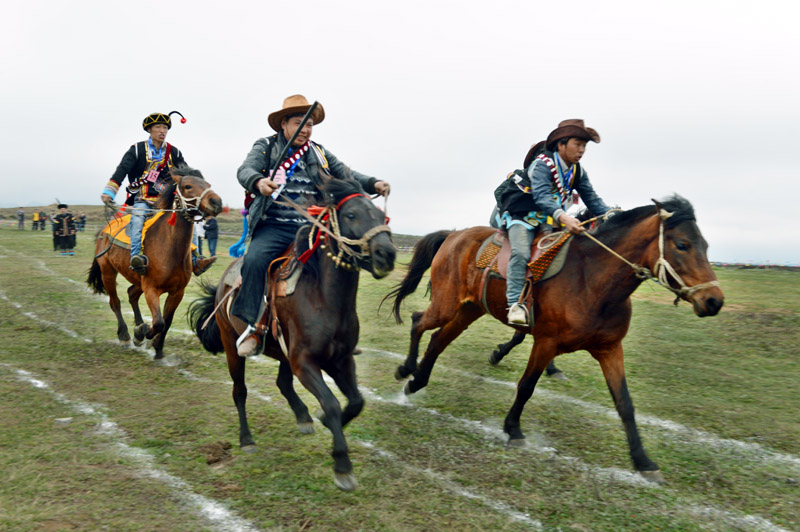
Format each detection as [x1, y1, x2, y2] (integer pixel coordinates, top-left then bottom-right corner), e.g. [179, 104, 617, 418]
[232, 94, 390, 357]
[101, 112, 214, 276]
[495, 119, 612, 326]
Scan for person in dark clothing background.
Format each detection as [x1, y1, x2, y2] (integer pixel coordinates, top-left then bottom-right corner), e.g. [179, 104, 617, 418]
[203, 215, 218, 257]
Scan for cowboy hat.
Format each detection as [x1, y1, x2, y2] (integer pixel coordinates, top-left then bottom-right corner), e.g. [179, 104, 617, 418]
[523, 119, 601, 168]
[267, 94, 325, 132]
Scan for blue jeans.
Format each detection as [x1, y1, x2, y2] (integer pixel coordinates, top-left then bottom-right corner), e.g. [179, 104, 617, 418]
[129, 201, 150, 257]
[506, 223, 535, 307]
[231, 220, 301, 326]
[207, 238, 217, 257]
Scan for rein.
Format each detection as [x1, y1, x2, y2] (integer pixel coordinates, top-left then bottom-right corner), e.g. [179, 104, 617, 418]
[273, 193, 391, 270]
[550, 209, 720, 305]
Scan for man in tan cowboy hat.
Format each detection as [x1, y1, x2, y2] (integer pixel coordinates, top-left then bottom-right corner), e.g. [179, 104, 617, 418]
[101, 111, 215, 276]
[493, 119, 613, 325]
[232, 94, 391, 357]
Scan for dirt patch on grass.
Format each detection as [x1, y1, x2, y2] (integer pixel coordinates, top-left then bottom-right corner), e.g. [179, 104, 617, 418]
[197, 440, 232, 465]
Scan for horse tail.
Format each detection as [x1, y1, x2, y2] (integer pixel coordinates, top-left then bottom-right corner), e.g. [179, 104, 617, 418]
[188, 279, 224, 354]
[383, 229, 452, 324]
[86, 258, 106, 295]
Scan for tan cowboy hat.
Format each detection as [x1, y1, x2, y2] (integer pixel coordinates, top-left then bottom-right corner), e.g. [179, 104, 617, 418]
[267, 94, 325, 132]
[523, 119, 601, 168]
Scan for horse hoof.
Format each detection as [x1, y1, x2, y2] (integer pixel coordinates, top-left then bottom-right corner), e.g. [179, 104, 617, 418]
[241, 445, 257, 454]
[297, 422, 315, 434]
[333, 472, 358, 491]
[640, 469, 665, 484]
[548, 371, 568, 381]
[489, 352, 500, 366]
[403, 381, 414, 396]
[394, 367, 407, 381]
[507, 438, 527, 448]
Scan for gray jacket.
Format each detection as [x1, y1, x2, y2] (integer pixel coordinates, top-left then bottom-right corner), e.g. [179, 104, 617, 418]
[237, 133, 379, 240]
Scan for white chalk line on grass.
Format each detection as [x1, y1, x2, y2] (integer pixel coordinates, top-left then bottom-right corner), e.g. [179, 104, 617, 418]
[363, 348, 800, 470]
[1, 364, 260, 532]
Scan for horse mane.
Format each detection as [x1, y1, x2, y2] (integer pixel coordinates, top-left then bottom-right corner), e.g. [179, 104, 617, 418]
[581, 194, 695, 250]
[154, 165, 207, 210]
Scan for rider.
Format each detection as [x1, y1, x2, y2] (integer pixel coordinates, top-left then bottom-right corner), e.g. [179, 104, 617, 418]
[101, 111, 215, 276]
[494, 119, 612, 326]
[232, 94, 391, 357]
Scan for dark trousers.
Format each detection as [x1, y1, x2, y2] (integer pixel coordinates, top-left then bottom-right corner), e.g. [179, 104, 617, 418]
[231, 220, 300, 326]
[207, 238, 218, 257]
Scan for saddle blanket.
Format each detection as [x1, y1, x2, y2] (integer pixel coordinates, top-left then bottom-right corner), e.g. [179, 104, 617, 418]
[476, 231, 572, 284]
[101, 213, 196, 251]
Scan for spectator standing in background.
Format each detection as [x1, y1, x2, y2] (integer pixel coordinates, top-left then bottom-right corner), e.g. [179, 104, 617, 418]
[203, 215, 218, 257]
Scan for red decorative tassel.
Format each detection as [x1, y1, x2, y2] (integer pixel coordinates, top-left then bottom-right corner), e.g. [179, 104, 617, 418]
[180, 117, 187, 124]
[167, 212, 177, 226]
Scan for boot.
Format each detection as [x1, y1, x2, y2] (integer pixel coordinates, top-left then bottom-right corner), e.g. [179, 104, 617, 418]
[193, 256, 217, 276]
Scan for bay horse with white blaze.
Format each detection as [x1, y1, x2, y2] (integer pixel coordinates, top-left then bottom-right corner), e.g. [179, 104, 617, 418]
[386, 196, 723, 483]
[87, 166, 222, 359]
[189, 178, 395, 491]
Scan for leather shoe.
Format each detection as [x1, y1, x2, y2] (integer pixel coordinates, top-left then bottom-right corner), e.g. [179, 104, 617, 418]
[193, 256, 217, 276]
[130, 254, 149, 275]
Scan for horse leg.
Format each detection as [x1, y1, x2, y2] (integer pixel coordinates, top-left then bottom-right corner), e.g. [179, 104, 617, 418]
[395, 310, 426, 380]
[142, 289, 165, 341]
[151, 289, 183, 360]
[294, 358, 357, 491]
[545, 360, 566, 380]
[130, 284, 152, 345]
[275, 359, 314, 434]
[226, 349, 255, 450]
[590, 344, 663, 483]
[503, 340, 555, 446]
[102, 268, 130, 344]
[489, 331, 526, 365]
[327, 354, 364, 428]
[406, 303, 483, 395]
[128, 285, 145, 325]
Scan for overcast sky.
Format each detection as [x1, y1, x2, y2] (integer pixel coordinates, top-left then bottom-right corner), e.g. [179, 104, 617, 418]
[3, 0, 798, 263]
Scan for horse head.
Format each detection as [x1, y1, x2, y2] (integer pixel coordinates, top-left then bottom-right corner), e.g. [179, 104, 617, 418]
[646, 196, 724, 317]
[167, 165, 223, 220]
[323, 178, 396, 278]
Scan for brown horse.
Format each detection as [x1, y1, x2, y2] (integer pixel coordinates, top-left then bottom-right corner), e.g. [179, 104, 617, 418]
[87, 166, 222, 359]
[189, 178, 395, 491]
[386, 196, 723, 483]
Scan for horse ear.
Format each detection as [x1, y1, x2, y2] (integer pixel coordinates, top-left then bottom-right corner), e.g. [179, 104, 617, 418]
[651, 198, 663, 213]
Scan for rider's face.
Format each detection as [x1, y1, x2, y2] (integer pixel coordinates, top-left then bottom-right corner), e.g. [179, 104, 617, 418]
[557, 138, 588, 166]
[148, 124, 169, 145]
[281, 116, 313, 146]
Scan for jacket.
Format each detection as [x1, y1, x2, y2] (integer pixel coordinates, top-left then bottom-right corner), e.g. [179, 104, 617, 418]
[203, 218, 219, 240]
[107, 141, 187, 205]
[237, 133, 379, 240]
[495, 150, 610, 226]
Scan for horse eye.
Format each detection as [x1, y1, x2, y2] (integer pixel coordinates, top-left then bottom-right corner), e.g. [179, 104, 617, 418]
[676, 241, 689, 251]
[345, 212, 356, 220]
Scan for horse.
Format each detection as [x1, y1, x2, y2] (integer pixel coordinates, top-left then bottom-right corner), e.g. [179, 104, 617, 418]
[87, 166, 222, 359]
[189, 178, 395, 491]
[385, 196, 723, 483]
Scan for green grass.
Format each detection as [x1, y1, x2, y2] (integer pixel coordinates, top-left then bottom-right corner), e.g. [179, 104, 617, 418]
[0, 226, 797, 531]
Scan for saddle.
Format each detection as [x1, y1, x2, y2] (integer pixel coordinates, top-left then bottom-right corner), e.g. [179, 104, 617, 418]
[100, 213, 196, 252]
[475, 229, 573, 325]
[223, 245, 304, 356]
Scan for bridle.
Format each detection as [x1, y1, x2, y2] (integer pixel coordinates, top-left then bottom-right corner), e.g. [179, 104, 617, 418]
[570, 209, 720, 305]
[277, 193, 392, 271]
[174, 174, 216, 221]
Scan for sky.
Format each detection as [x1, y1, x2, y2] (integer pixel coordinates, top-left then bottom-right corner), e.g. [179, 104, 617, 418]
[2, 0, 799, 264]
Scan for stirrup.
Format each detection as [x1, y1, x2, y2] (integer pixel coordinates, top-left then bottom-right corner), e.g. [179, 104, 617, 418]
[130, 254, 149, 275]
[236, 325, 262, 357]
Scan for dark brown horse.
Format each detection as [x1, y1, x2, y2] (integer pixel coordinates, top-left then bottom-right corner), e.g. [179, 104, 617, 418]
[87, 166, 222, 359]
[386, 196, 723, 483]
[189, 178, 395, 491]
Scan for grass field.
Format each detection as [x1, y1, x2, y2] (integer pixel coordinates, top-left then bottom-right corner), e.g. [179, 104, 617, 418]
[0, 226, 797, 532]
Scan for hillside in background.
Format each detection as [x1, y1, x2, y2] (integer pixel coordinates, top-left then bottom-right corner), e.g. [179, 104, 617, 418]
[1, 204, 422, 248]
